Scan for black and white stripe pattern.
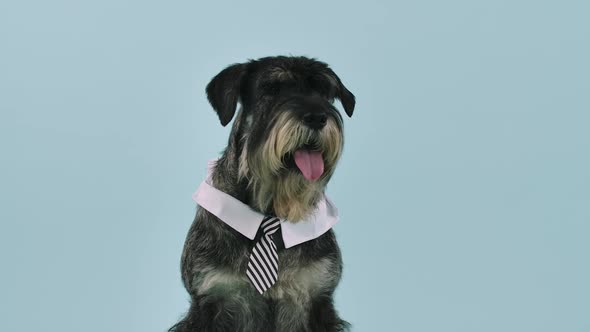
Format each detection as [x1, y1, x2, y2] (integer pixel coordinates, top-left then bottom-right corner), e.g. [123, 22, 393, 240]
[246, 216, 280, 294]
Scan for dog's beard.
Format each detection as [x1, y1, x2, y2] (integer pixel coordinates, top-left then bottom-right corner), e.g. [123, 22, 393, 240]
[238, 112, 343, 221]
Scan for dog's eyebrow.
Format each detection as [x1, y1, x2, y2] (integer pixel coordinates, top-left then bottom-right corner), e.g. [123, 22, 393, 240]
[266, 67, 295, 81]
[258, 79, 297, 94]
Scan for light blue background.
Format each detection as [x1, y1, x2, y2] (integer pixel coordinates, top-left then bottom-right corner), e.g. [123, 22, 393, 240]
[1, 1, 589, 331]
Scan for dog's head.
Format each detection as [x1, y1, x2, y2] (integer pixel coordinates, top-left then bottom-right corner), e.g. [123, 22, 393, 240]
[206, 56, 355, 221]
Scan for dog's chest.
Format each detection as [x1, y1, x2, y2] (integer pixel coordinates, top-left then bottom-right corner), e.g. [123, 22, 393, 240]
[193, 214, 342, 295]
[267, 247, 338, 300]
[261, 232, 341, 298]
[197, 247, 337, 299]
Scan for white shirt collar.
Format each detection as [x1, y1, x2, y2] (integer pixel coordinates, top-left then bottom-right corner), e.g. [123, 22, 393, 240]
[192, 160, 339, 248]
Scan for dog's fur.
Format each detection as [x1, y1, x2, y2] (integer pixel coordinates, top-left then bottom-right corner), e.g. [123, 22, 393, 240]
[170, 56, 355, 332]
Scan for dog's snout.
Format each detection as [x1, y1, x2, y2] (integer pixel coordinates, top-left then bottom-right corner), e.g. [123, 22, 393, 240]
[302, 112, 328, 129]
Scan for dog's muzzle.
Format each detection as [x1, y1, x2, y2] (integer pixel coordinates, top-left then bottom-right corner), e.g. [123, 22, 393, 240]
[273, 96, 341, 181]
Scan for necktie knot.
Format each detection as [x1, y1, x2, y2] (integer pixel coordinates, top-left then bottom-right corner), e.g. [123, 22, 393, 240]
[261, 216, 280, 237]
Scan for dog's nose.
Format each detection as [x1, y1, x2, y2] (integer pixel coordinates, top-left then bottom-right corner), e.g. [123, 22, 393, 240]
[302, 112, 328, 129]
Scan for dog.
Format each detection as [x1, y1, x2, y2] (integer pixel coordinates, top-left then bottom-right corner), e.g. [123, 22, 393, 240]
[170, 56, 355, 332]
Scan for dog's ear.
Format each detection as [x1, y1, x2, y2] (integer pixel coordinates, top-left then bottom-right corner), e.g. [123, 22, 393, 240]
[206, 63, 246, 126]
[337, 81, 356, 117]
[325, 69, 356, 117]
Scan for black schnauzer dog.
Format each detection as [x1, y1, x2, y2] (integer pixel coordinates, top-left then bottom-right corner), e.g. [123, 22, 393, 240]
[170, 56, 355, 332]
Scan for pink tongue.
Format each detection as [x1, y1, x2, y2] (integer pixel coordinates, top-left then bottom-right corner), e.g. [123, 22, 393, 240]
[294, 150, 324, 181]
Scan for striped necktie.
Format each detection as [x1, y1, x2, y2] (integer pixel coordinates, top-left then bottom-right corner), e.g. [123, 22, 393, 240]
[246, 216, 280, 294]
